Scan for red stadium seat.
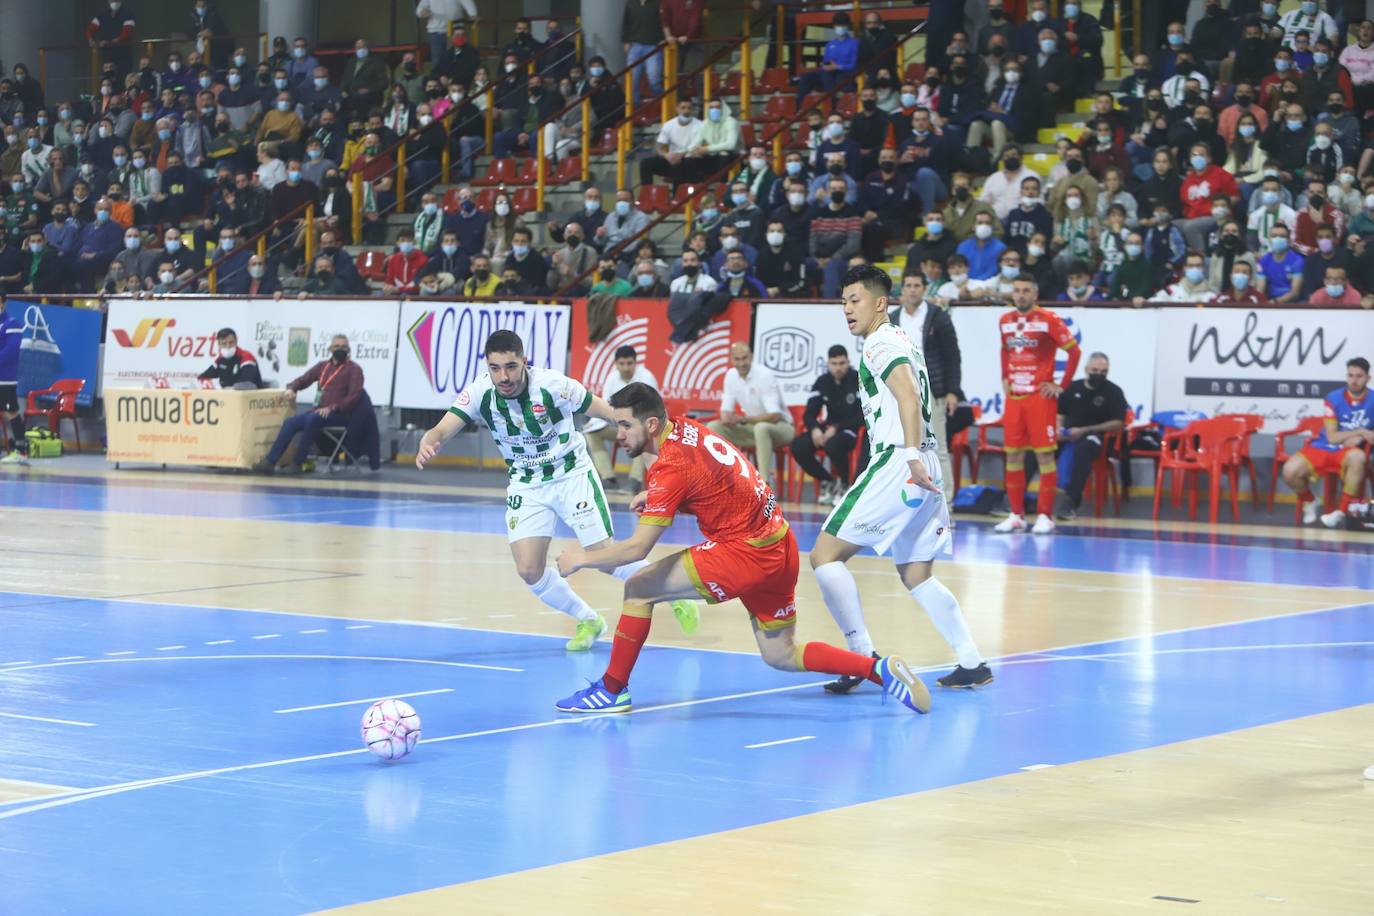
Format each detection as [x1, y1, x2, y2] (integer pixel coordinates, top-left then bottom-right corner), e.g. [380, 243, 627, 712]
[760, 123, 790, 145]
[441, 187, 465, 213]
[722, 71, 742, 96]
[904, 63, 926, 83]
[355, 249, 387, 281]
[789, 122, 812, 149]
[550, 156, 581, 185]
[24, 379, 85, 453]
[1152, 418, 1245, 524]
[757, 96, 796, 124]
[759, 67, 790, 93]
[636, 183, 671, 216]
[950, 403, 980, 493]
[473, 158, 515, 187]
[590, 128, 617, 155]
[510, 158, 537, 185]
[834, 92, 857, 118]
[510, 187, 538, 215]
[474, 187, 498, 210]
[740, 122, 758, 148]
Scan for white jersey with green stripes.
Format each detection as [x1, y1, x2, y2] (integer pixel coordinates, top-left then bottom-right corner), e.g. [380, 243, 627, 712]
[449, 366, 596, 486]
[857, 321, 935, 452]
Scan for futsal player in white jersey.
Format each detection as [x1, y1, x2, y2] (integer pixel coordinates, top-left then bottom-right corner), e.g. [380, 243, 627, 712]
[809, 266, 992, 692]
[416, 330, 698, 650]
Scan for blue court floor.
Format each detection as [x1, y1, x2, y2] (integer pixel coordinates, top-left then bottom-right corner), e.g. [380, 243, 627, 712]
[1, 474, 1372, 913]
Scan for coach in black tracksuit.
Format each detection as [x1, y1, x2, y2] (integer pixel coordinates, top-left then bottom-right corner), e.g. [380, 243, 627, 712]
[790, 344, 868, 504]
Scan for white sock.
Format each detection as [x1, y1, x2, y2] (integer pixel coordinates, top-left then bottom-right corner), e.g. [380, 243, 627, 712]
[912, 577, 981, 669]
[610, 560, 649, 581]
[813, 561, 874, 655]
[529, 568, 596, 621]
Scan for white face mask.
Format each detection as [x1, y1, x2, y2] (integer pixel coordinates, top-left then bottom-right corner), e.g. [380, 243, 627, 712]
[748, 157, 766, 172]
[1065, 196, 1082, 210]
[1027, 243, 1045, 257]
[248, 264, 265, 278]
[159, 271, 175, 285]
[974, 223, 993, 239]
[948, 272, 967, 285]
[720, 236, 739, 250]
[495, 202, 510, 216]
[766, 231, 784, 247]
[787, 191, 805, 207]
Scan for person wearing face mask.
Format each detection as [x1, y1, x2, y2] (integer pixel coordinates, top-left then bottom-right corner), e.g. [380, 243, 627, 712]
[41, 204, 81, 261]
[1004, 175, 1054, 256]
[1261, 103, 1312, 179]
[1303, 123, 1343, 186]
[640, 99, 704, 190]
[74, 200, 124, 290]
[736, 145, 778, 211]
[598, 189, 651, 260]
[111, 225, 158, 285]
[857, 148, 912, 259]
[1052, 352, 1127, 521]
[1057, 0, 1104, 84]
[479, 192, 523, 271]
[1027, 27, 1075, 127]
[285, 39, 320, 88]
[1107, 231, 1158, 302]
[86, 1, 137, 76]
[1189, 1, 1232, 70]
[340, 40, 390, 118]
[414, 229, 469, 287]
[19, 230, 65, 295]
[1245, 176, 1298, 253]
[1218, 82, 1270, 145]
[766, 178, 814, 247]
[1151, 252, 1218, 303]
[681, 99, 740, 182]
[1293, 178, 1345, 255]
[1204, 218, 1256, 290]
[1308, 264, 1363, 304]
[1012, 1, 1061, 58]
[968, 59, 1035, 160]
[1257, 224, 1306, 303]
[548, 189, 605, 245]
[256, 334, 365, 474]
[977, 2, 1015, 56]
[257, 91, 303, 146]
[1300, 223, 1353, 293]
[500, 226, 548, 293]
[807, 153, 859, 207]
[1215, 259, 1269, 305]
[1175, 142, 1239, 251]
[301, 67, 345, 125]
[719, 179, 766, 249]
[1276, 0, 1337, 49]
[705, 225, 757, 277]
[589, 255, 635, 298]
[955, 212, 1008, 281]
[754, 218, 807, 297]
[795, 12, 859, 101]
[547, 222, 598, 293]
[977, 146, 1036, 220]
[381, 228, 429, 296]
[18, 130, 53, 189]
[458, 252, 499, 296]
[847, 88, 890, 176]
[810, 176, 864, 296]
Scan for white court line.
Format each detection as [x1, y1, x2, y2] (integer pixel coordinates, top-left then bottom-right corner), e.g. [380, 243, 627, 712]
[154, 646, 185, 652]
[486, 614, 516, 619]
[51, 656, 84, 661]
[1021, 764, 1055, 771]
[250, 634, 280, 640]
[103, 651, 136, 657]
[204, 640, 234, 645]
[745, 735, 815, 750]
[0, 653, 524, 678]
[0, 711, 96, 727]
[274, 688, 454, 715]
[298, 629, 327, 634]
[344, 625, 372, 630]
[0, 661, 31, 667]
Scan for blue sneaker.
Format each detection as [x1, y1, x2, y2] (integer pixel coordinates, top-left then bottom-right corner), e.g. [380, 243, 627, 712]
[875, 655, 931, 714]
[555, 679, 632, 714]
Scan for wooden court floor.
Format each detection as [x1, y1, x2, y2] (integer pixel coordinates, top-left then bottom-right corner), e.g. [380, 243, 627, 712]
[0, 467, 1371, 912]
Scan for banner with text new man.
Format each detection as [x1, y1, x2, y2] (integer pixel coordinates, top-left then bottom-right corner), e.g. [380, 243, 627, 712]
[394, 300, 572, 410]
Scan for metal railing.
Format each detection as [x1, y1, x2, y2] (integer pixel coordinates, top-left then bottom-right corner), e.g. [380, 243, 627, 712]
[171, 197, 316, 295]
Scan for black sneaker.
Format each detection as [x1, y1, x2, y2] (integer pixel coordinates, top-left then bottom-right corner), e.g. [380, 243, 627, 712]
[936, 663, 994, 689]
[251, 459, 276, 474]
[824, 651, 880, 694]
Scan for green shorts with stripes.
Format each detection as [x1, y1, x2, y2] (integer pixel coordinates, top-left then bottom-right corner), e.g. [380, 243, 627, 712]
[822, 444, 952, 564]
[504, 466, 615, 546]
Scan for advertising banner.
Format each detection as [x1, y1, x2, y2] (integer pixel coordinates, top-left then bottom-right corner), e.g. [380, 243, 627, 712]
[394, 300, 571, 410]
[103, 299, 400, 406]
[104, 387, 296, 468]
[13, 301, 103, 406]
[951, 306, 1158, 424]
[752, 303, 861, 406]
[569, 298, 753, 413]
[1152, 308, 1365, 432]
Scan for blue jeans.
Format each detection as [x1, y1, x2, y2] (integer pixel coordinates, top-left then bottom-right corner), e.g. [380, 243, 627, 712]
[796, 68, 851, 101]
[454, 135, 484, 178]
[266, 408, 349, 466]
[909, 167, 947, 216]
[627, 42, 663, 103]
[492, 128, 531, 159]
[821, 257, 848, 298]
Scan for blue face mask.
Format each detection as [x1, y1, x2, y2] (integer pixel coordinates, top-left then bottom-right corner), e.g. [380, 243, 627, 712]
[731, 192, 748, 207]
[307, 148, 322, 159]
[1168, 33, 1184, 47]
[1270, 236, 1289, 252]
[275, 78, 287, 89]
[398, 241, 414, 254]
[589, 66, 605, 77]
[276, 100, 290, 112]
[834, 26, 849, 38]
[637, 272, 655, 288]
[926, 221, 943, 236]
[140, 112, 153, 121]
[96, 210, 110, 222]
[707, 108, 722, 122]
[785, 161, 802, 176]
[1325, 283, 1345, 298]
[511, 244, 528, 257]
[1184, 266, 1204, 283]
[1040, 38, 1057, 54]
[423, 202, 437, 215]
[1312, 52, 1329, 67]
[1000, 264, 1020, 280]
[26, 137, 38, 150]
[442, 243, 458, 256]
[1286, 118, 1304, 131]
[113, 155, 127, 167]
[158, 129, 172, 141]
[1190, 154, 1207, 171]
[314, 77, 328, 89]
[701, 207, 719, 222]
[287, 170, 301, 182]
[1064, 3, 1079, 16]
[166, 238, 182, 252]
[615, 200, 631, 216]
[1238, 124, 1256, 138]
[900, 92, 917, 108]
[356, 48, 369, 59]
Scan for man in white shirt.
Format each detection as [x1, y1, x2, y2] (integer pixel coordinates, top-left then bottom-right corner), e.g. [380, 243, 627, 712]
[639, 98, 703, 190]
[707, 342, 795, 484]
[978, 146, 1037, 220]
[585, 345, 659, 491]
[1245, 176, 1298, 254]
[668, 248, 718, 293]
[1276, 1, 1338, 48]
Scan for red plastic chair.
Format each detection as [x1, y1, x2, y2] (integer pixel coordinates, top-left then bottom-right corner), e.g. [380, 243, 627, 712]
[549, 157, 581, 186]
[25, 379, 85, 452]
[1270, 417, 1327, 514]
[474, 187, 498, 211]
[758, 96, 796, 124]
[1215, 413, 1264, 510]
[441, 187, 466, 213]
[834, 92, 858, 118]
[722, 71, 743, 96]
[508, 159, 537, 185]
[354, 250, 387, 281]
[739, 122, 759, 148]
[972, 412, 1003, 483]
[473, 157, 515, 187]
[1152, 417, 1244, 523]
[949, 403, 980, 492]
[510, 187, 538, 215]
[904, 63, 927, 83]
[759, 68, 791, 93]
[590, 128, 618, 155]
[760, 123, 790, 145]
[636, 183, 671, 216]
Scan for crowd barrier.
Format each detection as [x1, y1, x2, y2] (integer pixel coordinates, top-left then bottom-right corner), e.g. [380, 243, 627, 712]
[8, 297, 1367, 437]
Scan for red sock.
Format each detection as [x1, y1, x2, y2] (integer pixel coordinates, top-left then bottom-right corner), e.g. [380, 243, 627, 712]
[1006, 467, 1026, 516]
[1037, 468, 1057, 517]
[1297, 489, 1315, 504]
[601, 613, 652, 693]
[803, 642, 880, 684]
[1339, 492, 1354, 512]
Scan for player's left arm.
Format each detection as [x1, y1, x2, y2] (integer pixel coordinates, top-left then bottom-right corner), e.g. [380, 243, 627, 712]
[886, 361, 940, 494]
[557, 522, 667, 576]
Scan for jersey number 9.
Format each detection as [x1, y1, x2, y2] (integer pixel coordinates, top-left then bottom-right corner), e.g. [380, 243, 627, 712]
[704, 433, 753, 478]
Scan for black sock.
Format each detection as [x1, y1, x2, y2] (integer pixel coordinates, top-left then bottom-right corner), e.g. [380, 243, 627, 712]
[9, 416, 25, 453]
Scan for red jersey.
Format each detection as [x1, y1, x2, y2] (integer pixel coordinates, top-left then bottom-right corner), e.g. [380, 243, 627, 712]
[640, 417, 786, 544]
[998, 306, 1077, 397]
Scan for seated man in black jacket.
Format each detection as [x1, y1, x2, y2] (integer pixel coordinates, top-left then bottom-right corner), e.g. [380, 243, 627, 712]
[755, 219, 809, 297]
[198, 327, 264, 388]
[789, 344, 867, 506]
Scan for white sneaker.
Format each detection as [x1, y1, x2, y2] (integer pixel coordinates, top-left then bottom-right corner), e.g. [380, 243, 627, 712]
[1301, 500, 1319, 525]
[994, 513, 1026, 533]
[1031, 513, 1056, 534]
[1320, 509, 1346, 529]
[818, 480, 834, 505]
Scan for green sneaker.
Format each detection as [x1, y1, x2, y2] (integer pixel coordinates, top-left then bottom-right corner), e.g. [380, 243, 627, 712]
[565, 612, 606, 651]
[670, 600, 700, 635]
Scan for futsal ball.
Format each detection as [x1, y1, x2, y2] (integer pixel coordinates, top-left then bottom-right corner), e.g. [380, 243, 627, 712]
[361, 698, 421, 760]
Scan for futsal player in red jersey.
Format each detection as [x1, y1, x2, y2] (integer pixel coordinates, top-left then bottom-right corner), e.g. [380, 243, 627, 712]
[553, 382, 931, 714]
[994, 277, 1080, 535]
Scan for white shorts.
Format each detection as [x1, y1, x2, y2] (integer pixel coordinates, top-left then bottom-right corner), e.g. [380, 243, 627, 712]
[505, 468, 615, 547]
[822, 444, 952, 564]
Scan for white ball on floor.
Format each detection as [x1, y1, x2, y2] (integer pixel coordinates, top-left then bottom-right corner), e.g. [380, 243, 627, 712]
[361, 698, 422, 760]
[1364, 764, 1374, 781]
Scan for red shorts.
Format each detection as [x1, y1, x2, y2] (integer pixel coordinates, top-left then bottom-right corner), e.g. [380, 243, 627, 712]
[1299, 444, 1350, 476]
[682, 526, 798, 631]
[1002, 394, 1058, 451]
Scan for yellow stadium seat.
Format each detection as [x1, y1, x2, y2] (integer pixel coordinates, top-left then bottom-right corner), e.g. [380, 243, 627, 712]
[1025, 153, 1060, 177]
[1038, 125, 1085, 145]
[1073, 97, 1096, 113]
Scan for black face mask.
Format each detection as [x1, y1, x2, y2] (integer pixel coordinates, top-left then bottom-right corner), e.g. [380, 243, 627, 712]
[316, 269, 333, 282]
[1329, 102, 1343, 114]
[1004, 156, 1021, 171]
[1065, 158, 1084, 174]
[879, 161, 896, 173]
[991, 45, 1005, 57]
[1195, 119, 1213, 133]
[827, 162, 845, 175]
[830, 190, 846, 204]
[989, 8, 1004, 20]
[599, 268, 616, 281]
[1086, 371, 1107, 384]
[1235, 94, 1253, 107]
[876, 77, 892, 89]
[427, 88, 443, 99]
[861, 99, 876, 111]
[954, 186, 970, 201]
[924, 76, 939, 88]
[683, 264, 700, 277]
[331, 347, 349, 362]
[1309, 194, 1325, 209]
[1184, 91, 1202, 106]
[951, 65, 968, 78]
[1134, 67, 1150, 81]
[1222, 234, 1242, 251]
[1147, 98, 1165, 110]
[566, 236, 581, 248]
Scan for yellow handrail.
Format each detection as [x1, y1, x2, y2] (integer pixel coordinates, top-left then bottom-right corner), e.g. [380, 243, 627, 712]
[440, 113, 453, 183]
[616, 123, 627, 192]
[396, 140, 408, 215]
[303, 204, 315, 266]
[683, 198, 694, 240]
[581, 98, 592, 183]
[484, 87, 495, 154]
[772, 130, 783, 174]
[351, 171, 364, 245]
[775, 5, 785, 70]
[740, 38, 752, 118]
[536, 129, 546, 211]
[208, 265, 217, 294]
[256, 236, 266, 258]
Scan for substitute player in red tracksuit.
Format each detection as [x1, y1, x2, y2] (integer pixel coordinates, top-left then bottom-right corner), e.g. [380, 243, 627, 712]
[994, 277, 1080, 534]
[553, 382, 930, 714]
